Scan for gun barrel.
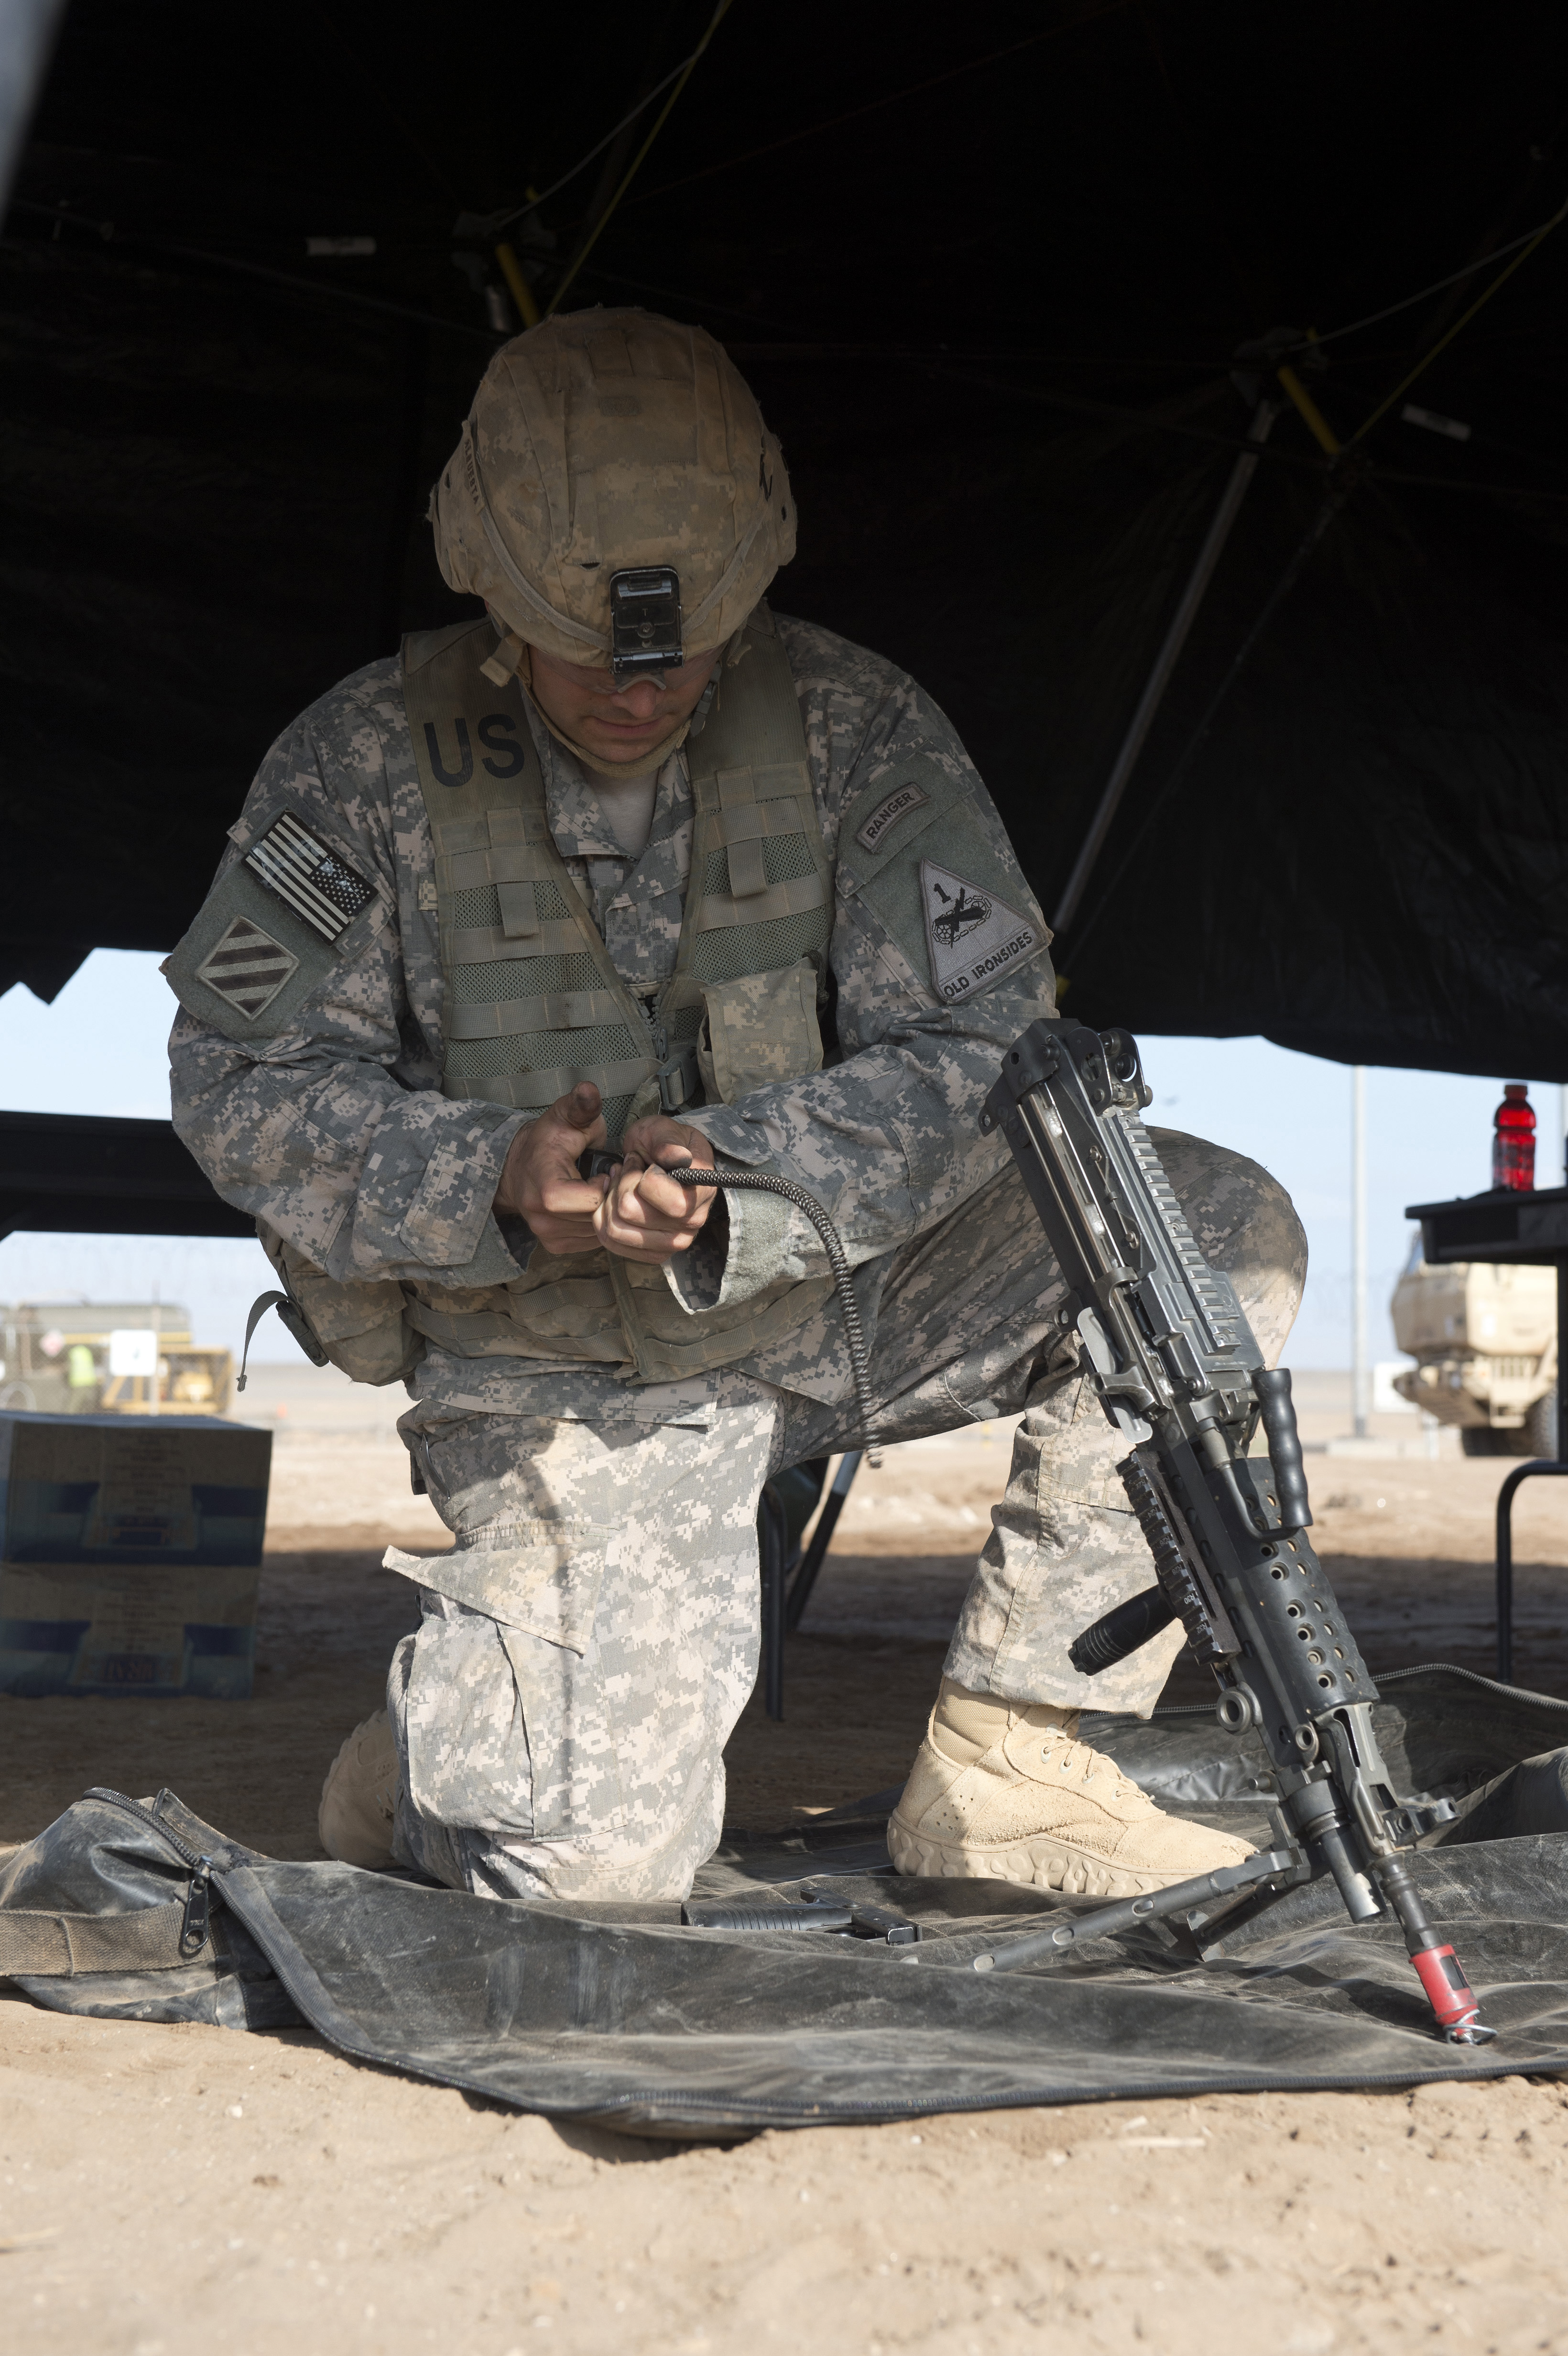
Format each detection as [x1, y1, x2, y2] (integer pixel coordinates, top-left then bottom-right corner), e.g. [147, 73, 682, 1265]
[1312, 1819, 1382, 1923]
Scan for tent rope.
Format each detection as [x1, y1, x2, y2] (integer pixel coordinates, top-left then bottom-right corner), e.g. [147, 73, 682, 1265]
[1283, 199, 1568, 356]
[544, 0, 734, 320]
[1349, 193, 1568, 446]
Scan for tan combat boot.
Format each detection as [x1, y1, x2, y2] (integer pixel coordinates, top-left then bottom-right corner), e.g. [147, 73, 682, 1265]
[318, 1709, 400, 1868]
[888, 1677, 1252, 1898]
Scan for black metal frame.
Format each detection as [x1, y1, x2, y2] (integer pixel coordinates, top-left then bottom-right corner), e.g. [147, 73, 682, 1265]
[1407, 1187, 1568, 1686]
[754, 1451, 864, 1720]
[0, 1111, 252, 1243]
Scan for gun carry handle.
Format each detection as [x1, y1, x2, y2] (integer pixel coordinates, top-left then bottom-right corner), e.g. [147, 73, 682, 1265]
[1252, 1367, 1313, 1532]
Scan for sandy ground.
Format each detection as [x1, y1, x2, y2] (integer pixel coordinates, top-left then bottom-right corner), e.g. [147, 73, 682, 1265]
[5, 1376, 1568, 2351]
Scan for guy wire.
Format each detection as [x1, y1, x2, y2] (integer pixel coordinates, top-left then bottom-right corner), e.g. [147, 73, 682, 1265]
[1288, 199, 1568, 355]
[1066, 476, 1352, 965]
[545, 0, 735, 319]
[1350, 191, 1568, 446]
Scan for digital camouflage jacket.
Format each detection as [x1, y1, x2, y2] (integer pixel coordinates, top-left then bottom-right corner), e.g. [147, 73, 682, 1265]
[166, 613, 1059, 1407]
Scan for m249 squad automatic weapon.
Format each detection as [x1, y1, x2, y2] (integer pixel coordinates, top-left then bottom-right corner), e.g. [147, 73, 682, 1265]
[970, 1018, 1491, 2042]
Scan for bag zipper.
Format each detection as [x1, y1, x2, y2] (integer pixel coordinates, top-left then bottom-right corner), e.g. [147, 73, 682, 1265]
[86, 1786, 218, 1960]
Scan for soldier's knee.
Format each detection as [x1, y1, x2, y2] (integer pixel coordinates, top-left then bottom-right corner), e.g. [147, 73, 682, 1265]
[1148, 1128, 1307, 1361]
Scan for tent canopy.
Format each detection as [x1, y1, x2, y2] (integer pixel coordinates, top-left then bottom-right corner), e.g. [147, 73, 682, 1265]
[4, 0, 1566, 1078]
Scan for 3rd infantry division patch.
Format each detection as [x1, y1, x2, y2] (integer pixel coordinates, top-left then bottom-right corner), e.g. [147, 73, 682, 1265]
[921, 859, 1040, 1004]
[194, 916, 300, 1017]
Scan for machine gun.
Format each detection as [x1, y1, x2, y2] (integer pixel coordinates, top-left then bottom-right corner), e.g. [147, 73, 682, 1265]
[972, 1018, 1491, 2042]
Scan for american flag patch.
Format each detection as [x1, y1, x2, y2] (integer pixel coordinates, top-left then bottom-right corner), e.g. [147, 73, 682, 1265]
[245, 811, 375, 941]
[195, 916, 300, 1017]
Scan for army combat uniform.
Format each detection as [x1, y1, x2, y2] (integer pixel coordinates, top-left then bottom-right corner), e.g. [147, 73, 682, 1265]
[166, 609, 1305, 1903]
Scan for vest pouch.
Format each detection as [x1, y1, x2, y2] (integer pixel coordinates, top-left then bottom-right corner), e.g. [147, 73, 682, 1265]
[257, 1222, 424, 1387]
[404, 1248, 630, 1365]
[695, 957, 824, 1107]
[609, 1254, 836, 1384]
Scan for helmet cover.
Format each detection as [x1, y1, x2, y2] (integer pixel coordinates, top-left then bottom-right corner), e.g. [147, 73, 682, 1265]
[430, 308, 796, 673]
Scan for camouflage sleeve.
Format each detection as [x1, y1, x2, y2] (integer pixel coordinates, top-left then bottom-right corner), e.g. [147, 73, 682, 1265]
[165, 659, 528, 1287]
[670, 615, 1057, 1311]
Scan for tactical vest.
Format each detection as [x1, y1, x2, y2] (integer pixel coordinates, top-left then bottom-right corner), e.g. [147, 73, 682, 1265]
[397, 613, 839, 1380]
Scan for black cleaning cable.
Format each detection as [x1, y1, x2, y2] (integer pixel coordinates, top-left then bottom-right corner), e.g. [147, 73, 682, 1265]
[670, 1165, 881, 1463]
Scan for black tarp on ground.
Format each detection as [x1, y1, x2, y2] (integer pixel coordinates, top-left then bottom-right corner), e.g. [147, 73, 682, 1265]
[3, 2, 1568, 1075]
[6, 1669, 1568, 2136]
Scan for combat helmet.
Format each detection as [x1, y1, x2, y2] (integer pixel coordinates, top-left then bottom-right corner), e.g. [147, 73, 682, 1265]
[430, 307, 795, 686]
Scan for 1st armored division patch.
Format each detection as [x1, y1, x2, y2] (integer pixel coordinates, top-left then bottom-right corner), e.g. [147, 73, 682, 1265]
[921, 859, 1040, 1004]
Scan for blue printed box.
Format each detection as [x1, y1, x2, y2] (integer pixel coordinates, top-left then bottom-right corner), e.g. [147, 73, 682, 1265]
[0, 1412, 271, 1698]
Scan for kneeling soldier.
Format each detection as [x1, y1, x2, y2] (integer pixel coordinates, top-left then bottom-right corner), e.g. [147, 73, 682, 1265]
[167, 310, 1303, 1903]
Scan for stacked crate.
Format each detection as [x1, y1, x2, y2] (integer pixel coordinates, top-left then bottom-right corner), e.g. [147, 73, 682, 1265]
[0, 1410, 271, 1697]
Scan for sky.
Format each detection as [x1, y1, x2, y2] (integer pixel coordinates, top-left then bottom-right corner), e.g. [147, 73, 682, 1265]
[2, 949, 1563, 1367]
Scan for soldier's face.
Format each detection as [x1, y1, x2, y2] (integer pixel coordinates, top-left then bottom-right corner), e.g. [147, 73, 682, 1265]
[528, 641, 722, 767]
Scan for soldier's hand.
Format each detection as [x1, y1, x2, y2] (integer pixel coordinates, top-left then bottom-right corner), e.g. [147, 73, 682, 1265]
[596, 1117, 717, 1265]
[492, 1083, 611, 1255]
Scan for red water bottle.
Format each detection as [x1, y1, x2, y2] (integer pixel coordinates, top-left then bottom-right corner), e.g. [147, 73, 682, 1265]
[1492, 1083, 1536, 1191]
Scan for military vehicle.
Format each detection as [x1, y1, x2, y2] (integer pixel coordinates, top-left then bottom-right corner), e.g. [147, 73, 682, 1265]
[0, 1304, 232, 1417]
[1390, 1241, 1557, 1456]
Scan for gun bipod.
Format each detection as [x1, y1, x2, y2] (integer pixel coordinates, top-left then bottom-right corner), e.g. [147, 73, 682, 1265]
[966, 1845, 1494, 2044]
[968, 1847, 1298, 1974]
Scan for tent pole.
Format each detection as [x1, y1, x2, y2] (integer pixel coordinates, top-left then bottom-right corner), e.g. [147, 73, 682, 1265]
[0, 0, 67, 215]
[1351, 1064, 1369, 1440]
[1051, 398, 1279, 939]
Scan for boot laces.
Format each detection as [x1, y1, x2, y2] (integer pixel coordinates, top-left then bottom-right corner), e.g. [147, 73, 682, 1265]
[1034, 1726, 1154, 1809]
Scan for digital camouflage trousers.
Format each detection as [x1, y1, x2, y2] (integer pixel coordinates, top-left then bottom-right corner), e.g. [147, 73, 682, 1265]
[384, 1130, 1306, 1902]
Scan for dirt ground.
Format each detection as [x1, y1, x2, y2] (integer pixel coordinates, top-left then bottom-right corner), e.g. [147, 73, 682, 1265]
[6, 1420, 1568, 2351]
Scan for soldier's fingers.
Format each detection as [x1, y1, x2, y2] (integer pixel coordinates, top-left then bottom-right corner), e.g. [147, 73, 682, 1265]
[622, 1116, 715, 1167]
[529, 1222, 608, 1257]
[637, 1161, 712, 1220]
[536, 1176, 614, 1221]
[593, 1175, 700, 1252]
[596, 1211, 705, 1267]
[655, 1135, 715, 1172]
[611, 1159, 711, 1231]
[544, 1082, 608, 1146]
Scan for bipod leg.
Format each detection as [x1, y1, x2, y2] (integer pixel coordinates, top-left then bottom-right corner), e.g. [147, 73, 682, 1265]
[968, 1848, 1298, 1975]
